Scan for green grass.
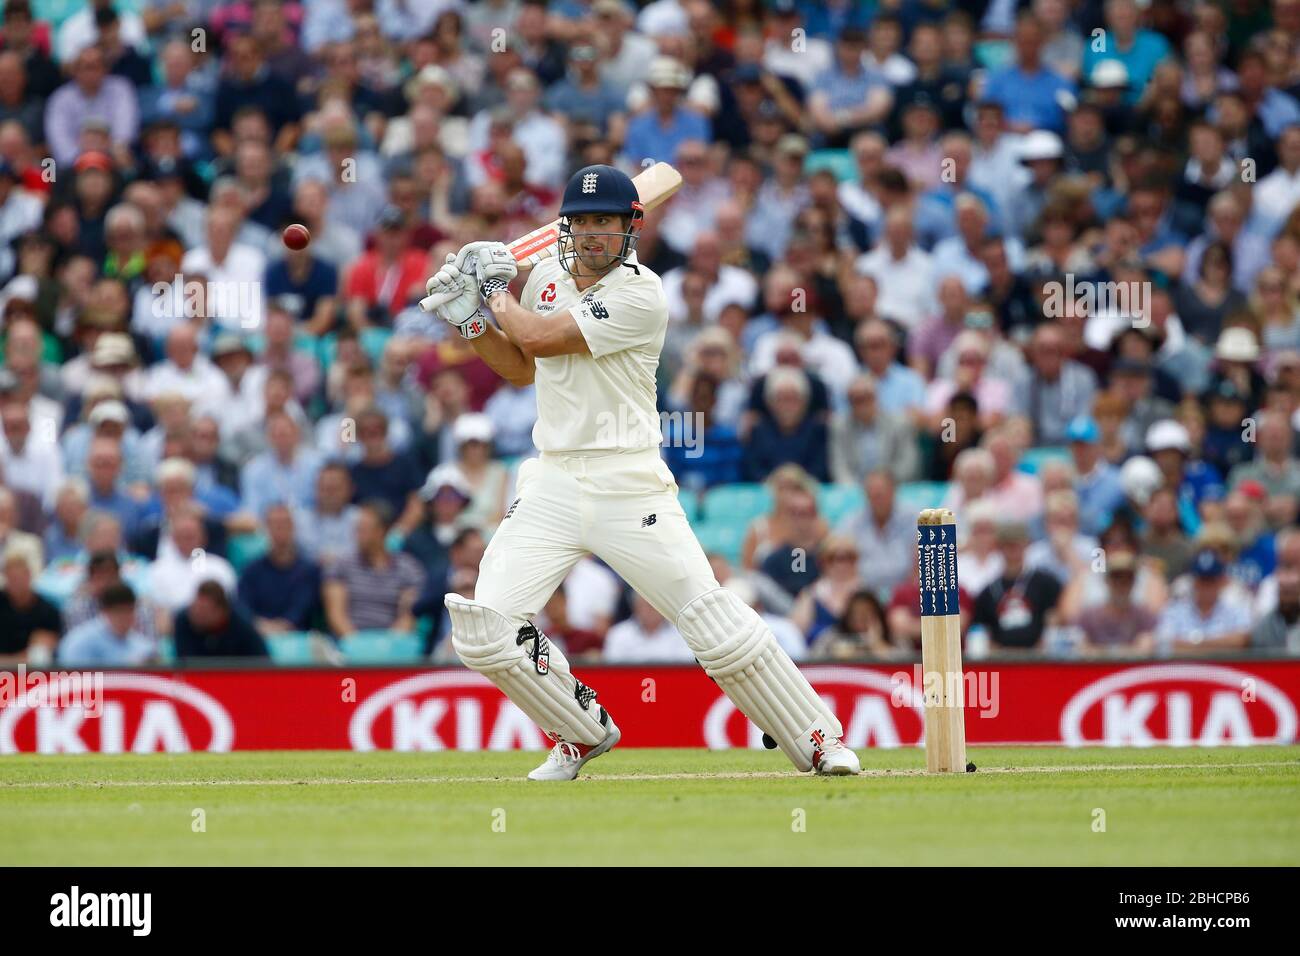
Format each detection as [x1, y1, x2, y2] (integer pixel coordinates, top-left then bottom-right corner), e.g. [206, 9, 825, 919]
[2, 747, 1298, 865]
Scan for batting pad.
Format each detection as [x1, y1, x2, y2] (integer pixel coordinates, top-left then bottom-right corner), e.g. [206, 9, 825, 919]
[446, 594, 609, 746]
[679, 588, 843, 772]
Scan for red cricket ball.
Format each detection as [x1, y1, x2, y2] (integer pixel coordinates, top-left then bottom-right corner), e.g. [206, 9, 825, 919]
[282, 223, 311, 251]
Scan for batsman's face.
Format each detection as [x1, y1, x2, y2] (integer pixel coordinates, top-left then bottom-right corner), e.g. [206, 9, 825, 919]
[567, 213, 626, 274]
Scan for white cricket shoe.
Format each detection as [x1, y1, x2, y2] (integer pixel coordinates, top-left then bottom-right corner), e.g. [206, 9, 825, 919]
[527, 714, 621, 781]
[812, 737, 861, 776]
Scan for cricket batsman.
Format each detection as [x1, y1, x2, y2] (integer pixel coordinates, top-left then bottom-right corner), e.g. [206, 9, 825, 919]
[422, 165, 860, 780]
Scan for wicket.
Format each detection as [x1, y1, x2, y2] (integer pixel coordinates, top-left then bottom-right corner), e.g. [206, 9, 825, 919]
[917, 508, 968, 773]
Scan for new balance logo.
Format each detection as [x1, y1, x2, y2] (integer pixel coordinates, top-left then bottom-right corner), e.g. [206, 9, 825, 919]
[588, 299, 609, 320]
[503, 498, 520, 519]
[641, 514, 656, 527]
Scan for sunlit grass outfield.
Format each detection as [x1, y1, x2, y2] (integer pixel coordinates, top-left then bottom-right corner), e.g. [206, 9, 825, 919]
[2, 747, 1297, 865]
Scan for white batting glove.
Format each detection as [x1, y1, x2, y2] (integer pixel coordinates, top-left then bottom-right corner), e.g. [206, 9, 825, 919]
[454, 240, 517, 296]
[427, 257, 489, 339]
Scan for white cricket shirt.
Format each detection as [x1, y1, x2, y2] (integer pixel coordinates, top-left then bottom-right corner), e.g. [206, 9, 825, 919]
[519, 251, 668, 453]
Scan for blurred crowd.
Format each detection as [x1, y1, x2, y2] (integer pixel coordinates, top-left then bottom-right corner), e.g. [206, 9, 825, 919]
[1, 0, 1300, 667]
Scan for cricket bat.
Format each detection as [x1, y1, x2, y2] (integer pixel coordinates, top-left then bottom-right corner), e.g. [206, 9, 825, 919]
[917, 508, 969, 773]
[419, 162, 682, 312]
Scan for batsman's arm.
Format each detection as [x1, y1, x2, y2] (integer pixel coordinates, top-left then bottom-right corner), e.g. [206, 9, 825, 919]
[466, 320, 537, 387]
[485, 290, 590, 359]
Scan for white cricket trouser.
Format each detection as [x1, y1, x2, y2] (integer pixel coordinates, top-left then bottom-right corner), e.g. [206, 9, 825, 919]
[462, 446, 846, 769]
[475, 447, 718, 625]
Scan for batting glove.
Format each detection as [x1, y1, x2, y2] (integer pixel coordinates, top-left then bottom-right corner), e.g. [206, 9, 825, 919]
[429, 258, 489, 339]
[454, 240, 518, 297]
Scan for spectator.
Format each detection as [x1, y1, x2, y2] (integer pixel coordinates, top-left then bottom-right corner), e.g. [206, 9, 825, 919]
[44, 45, 139, 166]
[62, 549, 161, 640]
[742, 367, 829, 482]
[1252, 567, 1300, 653]
[544, 44, 625, 137]
[790, 533, 865, 643]
[1229, 410, 1300, 524]
[808, 589, 896, 660]
[417, 525, 486, 649]
[240, 410, 322, 518]
[910, 276, 973, 381]
[1015, 323, 1099, 446]
[602, 594, 693, 663]
[1065, 415, 1123, 534]
[980, 426, 1045, 523]
[663, 371, 743, 491]
[322, 500, 424, 637]
[807, 27, 892, 148]
[854, 206, 935, 328]
[958, 499, 1004, 596]
[1, 395, 64, 508]
[620, 57, 709, 167]
[344, 206, 429, 320]
[1072, 550, 1159, 656]
[404, 464, 473, 591]
[0, 538, 59, 664]
[58, 582, 155, 666]
[1222, 485, 1276, 591]
[1146, 419, 1224, 534]
[44, 477, 88, 562]
[972, 520, 1064, 652]
[851, 318, 925, 423]
[837, 470, 913, 599]
[238, 504, 321, 634]
[1026, 490, 1099, 586]
[829, 372, 919, 484]
[1155, 549, 1252, 653]
[348, 405, 424, 534]
[297, 460, 360, 567]
[144, 504, 237, 614]
[921, 391, 981, 482]
[174, 579, 270, 660]
[451, 413, 510, 530]
[982, 12, 1074, 134]
[144, 322, 231, 417]
[924, 331, 1013, 429]
[1081, 0, 1172, 106]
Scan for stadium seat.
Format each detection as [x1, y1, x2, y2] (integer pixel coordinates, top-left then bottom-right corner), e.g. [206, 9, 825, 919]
[1018, 447, 1071, 476]
[318, 328, 393, 368]
[692, 522, 746, 564]
[896, 481, 950, 514]
[818, 483, 864, 525]
[340, 631, 424, 664]
[804, 148, 857, 182]
[226, 532, 269, 572]
[156, 636, 176, 666]
[678, 488, 699, 524]
[701, 483, 771, 525]
[266, 632, 317, 665]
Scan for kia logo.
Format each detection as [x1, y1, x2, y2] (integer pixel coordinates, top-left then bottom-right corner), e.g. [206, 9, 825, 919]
[349, 672, 547, 752]
[1060, 664, 1298, 746]
[703, 667, 928, 750]
[0, 673, 234, 754]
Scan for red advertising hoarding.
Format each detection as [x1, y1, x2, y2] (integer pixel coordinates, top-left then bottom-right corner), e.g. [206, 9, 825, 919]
[1, 661, 1297, 754]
